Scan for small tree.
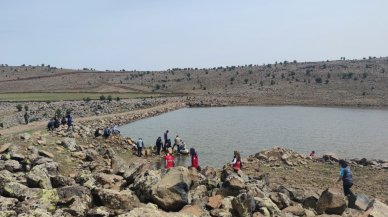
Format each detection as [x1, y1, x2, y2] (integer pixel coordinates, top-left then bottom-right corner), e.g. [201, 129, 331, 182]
[100, 95, 106, 101]
[244, 78, 249, 84]
[85, 97, 91, 102]
[24, 105, 29, 111]
[107, 95, 112, 102]
[116, 97, 120, 101]
[16, 104, 23, 112]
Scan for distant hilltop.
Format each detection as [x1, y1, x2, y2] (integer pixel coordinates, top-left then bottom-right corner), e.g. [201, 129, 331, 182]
[0, 57, 387, 107]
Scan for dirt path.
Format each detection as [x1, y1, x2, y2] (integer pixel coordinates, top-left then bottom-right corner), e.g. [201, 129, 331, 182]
[0, 102, 186, 136]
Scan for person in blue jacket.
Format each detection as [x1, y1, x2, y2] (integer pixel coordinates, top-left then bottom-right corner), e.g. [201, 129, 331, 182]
[337, 159, 354, 197]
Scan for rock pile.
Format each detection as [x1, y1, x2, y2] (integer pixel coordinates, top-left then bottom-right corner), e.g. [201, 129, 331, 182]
[1, 141, 387, 216]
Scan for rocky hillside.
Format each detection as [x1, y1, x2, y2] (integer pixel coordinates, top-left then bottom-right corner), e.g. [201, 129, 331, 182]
[1, 57, 388, 106]
[0, 122, 387, 217]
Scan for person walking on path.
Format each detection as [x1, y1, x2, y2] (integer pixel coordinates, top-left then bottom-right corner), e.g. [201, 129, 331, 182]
[231, 150, 242, 172]
[24, 112, 30, 125]
[190, 148, 199, 170]
[337, 159, 354, 198]
[163, 130, 169, 143]
[165, 148, 175, 169]
[156, 137, 163, 155]
[137, 138, 144, 157]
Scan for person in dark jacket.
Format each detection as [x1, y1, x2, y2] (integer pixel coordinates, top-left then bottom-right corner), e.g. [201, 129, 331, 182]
[337, 159, 354, 197]
[66, 115, 73, 130]
[61, 116, 67, 126]
[95, 128, 102, 138]
[155, 137, 163, 155]
[24, 112, 30, 125]
[103, 127, 111, 139]
[53, 117, 60, 129]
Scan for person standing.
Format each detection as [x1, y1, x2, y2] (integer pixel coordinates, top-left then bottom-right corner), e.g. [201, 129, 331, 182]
[66, 115, 73, 130]
[231, 150, 242, 172]
[172, 135, 181, 152]
[190, 148, 199, 170]
[156, 137, 163, 155]
[137, 138, 144, 157]
[165, 148, 175, 169]
[337, 159, 354, 198]
[163, 130, 169, 143]
[24, 112, 30, 125]
[103, 127, 111, 139]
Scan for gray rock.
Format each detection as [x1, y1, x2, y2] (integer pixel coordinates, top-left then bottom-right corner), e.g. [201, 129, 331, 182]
[253, 197, 281, 216]
[95, 188, 140, 210]
[61, 137, 78, 151]
[50, 175, 76, 188]
[57, 185, 92, 216]
[353, 193, 371, 211]
[132, 169, 161, 202]
[322, 153, 339, 162]
[367, 199, 388, 217]
[316, 188, 346, 215]
[4, 160, 21, 172]
[0, 195, 18, 211]
[232, 193, 255, 217]
[269, 192, 291, 209]
[26, 164, 52, 189]
[151, 166, 191, 211]
[123, 162, 148, 184]
[2, 182, 41, 201]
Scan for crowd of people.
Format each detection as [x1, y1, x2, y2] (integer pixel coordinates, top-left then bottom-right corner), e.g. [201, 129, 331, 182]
[46, 112, 73, 132]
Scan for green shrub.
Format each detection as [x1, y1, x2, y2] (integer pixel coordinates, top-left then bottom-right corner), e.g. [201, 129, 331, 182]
[55, 109, 62, 118]
[24, 105, 29, 111]
[100, 95, 106, 100]
[244, 78, 249, 84]
[116, 97, 120, 101]
[16, 104, 23, 112]
[107, 95, 112, 102]
[0, 123, 3, 128]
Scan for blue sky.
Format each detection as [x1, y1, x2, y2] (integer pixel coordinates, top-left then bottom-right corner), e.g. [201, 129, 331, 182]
[0, 0, 387, 71]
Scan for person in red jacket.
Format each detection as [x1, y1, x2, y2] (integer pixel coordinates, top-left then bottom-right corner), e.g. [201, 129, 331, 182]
[165, 148, 175, 169]
[231, 150, 242, 172]
[190, 148, 199, 170]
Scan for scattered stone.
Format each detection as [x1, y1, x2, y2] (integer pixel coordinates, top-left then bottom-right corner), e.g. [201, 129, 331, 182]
[4, 160, 21, 172]
[20, 133, 31, 140]
[365, 199, 388, 217]
[232, 193, 255, 217]
[0, 143, 12, 153]
[38, 150, 54, 158]
[322, 153, 339, 162]
[354, 193, 371, 211]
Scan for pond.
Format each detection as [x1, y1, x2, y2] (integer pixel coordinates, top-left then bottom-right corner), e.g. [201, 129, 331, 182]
[120, 106, 388, 168]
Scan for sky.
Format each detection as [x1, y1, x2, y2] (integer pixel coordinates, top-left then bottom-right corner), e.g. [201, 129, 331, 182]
[0, 0, 387, 71]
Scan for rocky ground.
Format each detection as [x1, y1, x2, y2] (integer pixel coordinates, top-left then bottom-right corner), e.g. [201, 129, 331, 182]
[0, 119, 387, 216]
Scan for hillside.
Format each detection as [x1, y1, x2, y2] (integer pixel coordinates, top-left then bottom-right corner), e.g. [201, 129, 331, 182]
[1, 57, 388, 106]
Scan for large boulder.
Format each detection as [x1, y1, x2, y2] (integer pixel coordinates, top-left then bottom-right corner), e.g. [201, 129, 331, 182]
[365, 199, 388, 217]
[151, 166, 191, 211]
[315, 188, 346, 215]
[26, 164, 52, 189]
[221, 173, 246, 196]
[57, 185, 92, 216]
[269, 192, 291, 209]
[2, 182, 40, 201]
[123, 162, 147, 184]
[4, 160, 22, 172]
[94, 173, 124, 189]
[0, 195, 18, 211]
[61, 138, 78, 151]
[94, 188, 140, 210]
[232, 193, 255, 217]
[50, 175, 76, 188]
[254, 197, 281, 216]
[132, 169, 161, 202]
[354, 193, 371, 211]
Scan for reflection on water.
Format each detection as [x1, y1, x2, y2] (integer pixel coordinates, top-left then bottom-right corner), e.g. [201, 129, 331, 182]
[121, 106, 388, 168]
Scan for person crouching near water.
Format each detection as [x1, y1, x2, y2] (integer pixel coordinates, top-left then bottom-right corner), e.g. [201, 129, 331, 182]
[165, 148, 175, 169]
[189, 148, 200, 171]
[231, 151, 242, 172]
[337, 159, 354, 198]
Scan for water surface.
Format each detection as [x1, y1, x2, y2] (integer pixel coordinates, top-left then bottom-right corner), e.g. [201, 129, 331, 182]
[120, 106, 388, 168]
